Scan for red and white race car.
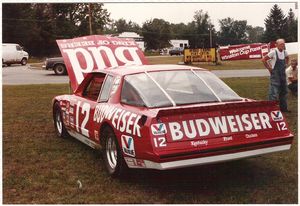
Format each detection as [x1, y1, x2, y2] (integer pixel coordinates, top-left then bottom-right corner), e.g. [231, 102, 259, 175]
[53, 35, 293, 177]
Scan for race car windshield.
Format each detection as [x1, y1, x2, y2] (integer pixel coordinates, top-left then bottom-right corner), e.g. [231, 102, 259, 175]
[122, 70, 242, 108]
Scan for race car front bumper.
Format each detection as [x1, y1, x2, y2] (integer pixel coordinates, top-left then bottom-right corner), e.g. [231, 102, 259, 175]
[124, 143, 292, 170]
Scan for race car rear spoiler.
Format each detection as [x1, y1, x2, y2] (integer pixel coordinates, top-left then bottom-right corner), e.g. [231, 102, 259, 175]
[156, 100, 277, 118]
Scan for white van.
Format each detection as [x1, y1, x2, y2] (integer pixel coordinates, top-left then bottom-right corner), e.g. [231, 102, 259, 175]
[2, 43, 29, 66]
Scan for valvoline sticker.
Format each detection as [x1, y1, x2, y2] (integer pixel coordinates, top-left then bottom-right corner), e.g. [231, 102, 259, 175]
[121, 135, 135, 157]
[271, 111, 283, 121]
[151, 123, 167, 135]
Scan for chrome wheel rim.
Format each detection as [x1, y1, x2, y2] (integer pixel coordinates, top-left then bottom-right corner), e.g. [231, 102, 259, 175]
[56, 111, 63, 135]
[106, 136, 117, 170]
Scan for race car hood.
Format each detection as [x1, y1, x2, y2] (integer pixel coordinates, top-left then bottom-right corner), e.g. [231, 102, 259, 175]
[56, 35, 148, 92]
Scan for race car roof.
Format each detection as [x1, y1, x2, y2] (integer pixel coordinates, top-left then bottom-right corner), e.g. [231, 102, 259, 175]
[91, 64, 207, 76]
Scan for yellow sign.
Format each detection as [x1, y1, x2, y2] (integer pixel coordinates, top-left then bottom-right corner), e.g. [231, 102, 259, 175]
[184, 48, 216, 63]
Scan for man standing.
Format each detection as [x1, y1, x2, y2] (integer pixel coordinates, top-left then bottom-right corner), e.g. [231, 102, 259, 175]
[262, 39, 290, 112]
[286, 59, 298, 95]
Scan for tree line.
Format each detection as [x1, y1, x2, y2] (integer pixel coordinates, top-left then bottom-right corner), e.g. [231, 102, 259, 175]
[2, 3, 297, 57]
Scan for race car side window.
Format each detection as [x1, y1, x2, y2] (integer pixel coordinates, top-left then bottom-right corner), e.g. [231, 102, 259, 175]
[121, 80, 145, 107]
[83, 75, 105, 101]
[99, 75, 114, 102]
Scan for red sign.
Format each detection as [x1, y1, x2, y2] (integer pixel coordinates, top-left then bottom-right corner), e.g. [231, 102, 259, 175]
[56, 35, 148, 92]
[219, 43, 269, 61]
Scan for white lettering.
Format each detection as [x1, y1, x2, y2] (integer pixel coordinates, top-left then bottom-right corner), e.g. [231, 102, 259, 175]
[208, 116, 227, 134]
[195, 119, 210, 136]
[169, 122, 183, 141]
[63, 48, 94, 83]
[182, 120, 197, 139]
[227, 115, 238, 132]
[250, 113, 261, 130]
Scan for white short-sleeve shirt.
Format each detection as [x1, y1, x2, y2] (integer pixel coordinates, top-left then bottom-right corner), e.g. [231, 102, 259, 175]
[285, 66, 298, 85]
[267, 48, 288, 69]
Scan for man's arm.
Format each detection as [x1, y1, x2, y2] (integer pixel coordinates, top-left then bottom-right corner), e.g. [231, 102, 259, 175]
[262, 56, 272, 74]
[285, 55, 289, 65]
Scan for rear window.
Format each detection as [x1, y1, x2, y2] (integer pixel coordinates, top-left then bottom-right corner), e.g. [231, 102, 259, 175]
[121, 70, 241, 108]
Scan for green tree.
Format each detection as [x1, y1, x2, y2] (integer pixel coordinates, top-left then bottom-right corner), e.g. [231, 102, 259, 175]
[2, 4, 41, 55]
[3, 3, 111, 56]
[286, 8, 298, 42]
[263, 4, 288, 42]
[246, 26, 264, 43]
[112, 18, 141, 34]
[75, 3, 111, 35]
[217, 17, 248, 45]
[142, 18, 171, 50]
[191, 10, 216, 48]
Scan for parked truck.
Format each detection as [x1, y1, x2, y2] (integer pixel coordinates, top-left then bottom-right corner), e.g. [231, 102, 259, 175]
[2, 43, 29, 66]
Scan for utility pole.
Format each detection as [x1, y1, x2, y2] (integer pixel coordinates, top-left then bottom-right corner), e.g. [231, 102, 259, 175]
[88, 3, 93, 35]
[209, 24, 212, 48]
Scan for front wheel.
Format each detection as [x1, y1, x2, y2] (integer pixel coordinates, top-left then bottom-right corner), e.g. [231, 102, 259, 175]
[102, 127, 128, 177]
[21, 58, 27, 65]
[54, 64, 67, 75]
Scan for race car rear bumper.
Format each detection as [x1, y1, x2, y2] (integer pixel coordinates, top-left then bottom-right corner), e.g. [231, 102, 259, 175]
[126, 144, 291, 170]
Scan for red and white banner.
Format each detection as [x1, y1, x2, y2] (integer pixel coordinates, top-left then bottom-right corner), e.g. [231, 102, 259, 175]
[56, 35, 148, 92]
[219, 43, 270, 61]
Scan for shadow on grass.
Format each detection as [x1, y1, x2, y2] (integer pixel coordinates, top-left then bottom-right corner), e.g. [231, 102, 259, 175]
[121, 158, 277, 190]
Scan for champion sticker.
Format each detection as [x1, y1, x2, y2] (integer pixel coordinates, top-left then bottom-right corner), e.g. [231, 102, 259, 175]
[151, 123, 167, 135]
[271, 111, 283, 121]
[121, 135, 135, 157]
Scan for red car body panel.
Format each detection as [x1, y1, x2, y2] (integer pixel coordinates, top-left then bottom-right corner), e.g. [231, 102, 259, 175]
[53, 35, 293, 170]
[53, 65, 293, 170]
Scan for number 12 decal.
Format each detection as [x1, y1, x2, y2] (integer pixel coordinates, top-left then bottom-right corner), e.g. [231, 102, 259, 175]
[76, 101, 91, 137]
[276, 122, 287, 131]
[153, 137, 167, 147]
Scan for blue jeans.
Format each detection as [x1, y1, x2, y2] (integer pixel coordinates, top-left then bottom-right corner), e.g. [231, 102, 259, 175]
[269, 81, 288, 111]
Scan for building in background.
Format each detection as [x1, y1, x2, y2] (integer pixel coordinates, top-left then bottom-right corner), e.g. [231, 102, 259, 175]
[115, 32, 145, 51]
[170, 39, 189, 49]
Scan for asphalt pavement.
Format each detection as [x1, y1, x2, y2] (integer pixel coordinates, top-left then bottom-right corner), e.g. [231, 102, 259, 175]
[2, 64, 269, 85]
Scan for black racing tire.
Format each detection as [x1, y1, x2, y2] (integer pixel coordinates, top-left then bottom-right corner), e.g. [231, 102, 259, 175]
[6, 63, 11, 66]
[101, 126, 128, 178]
[53, 102, 69, 138]
[21, 58, 27, 65]
[54, 64, 67, 75]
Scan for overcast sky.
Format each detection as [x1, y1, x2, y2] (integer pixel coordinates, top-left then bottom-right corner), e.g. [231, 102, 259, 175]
[103, 2, 298, 31]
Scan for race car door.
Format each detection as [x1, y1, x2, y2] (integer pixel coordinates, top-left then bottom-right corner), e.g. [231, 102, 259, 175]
[71, 73, 114, 143]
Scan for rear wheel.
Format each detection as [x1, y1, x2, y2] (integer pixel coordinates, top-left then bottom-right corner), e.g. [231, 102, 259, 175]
[53, 102, 69, 138]
[21, 58, 27, 65]
[54, 64, 67, 75]
[102, 126, 128, 177]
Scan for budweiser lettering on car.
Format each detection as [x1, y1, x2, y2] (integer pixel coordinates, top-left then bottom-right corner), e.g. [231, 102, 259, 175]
[93, 104, 142, 137]
[53, 35, 293, 177]
[167, 112, 271, 141]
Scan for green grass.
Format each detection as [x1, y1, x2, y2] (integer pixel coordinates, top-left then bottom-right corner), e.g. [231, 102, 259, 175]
[3, 78, 297, 203]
